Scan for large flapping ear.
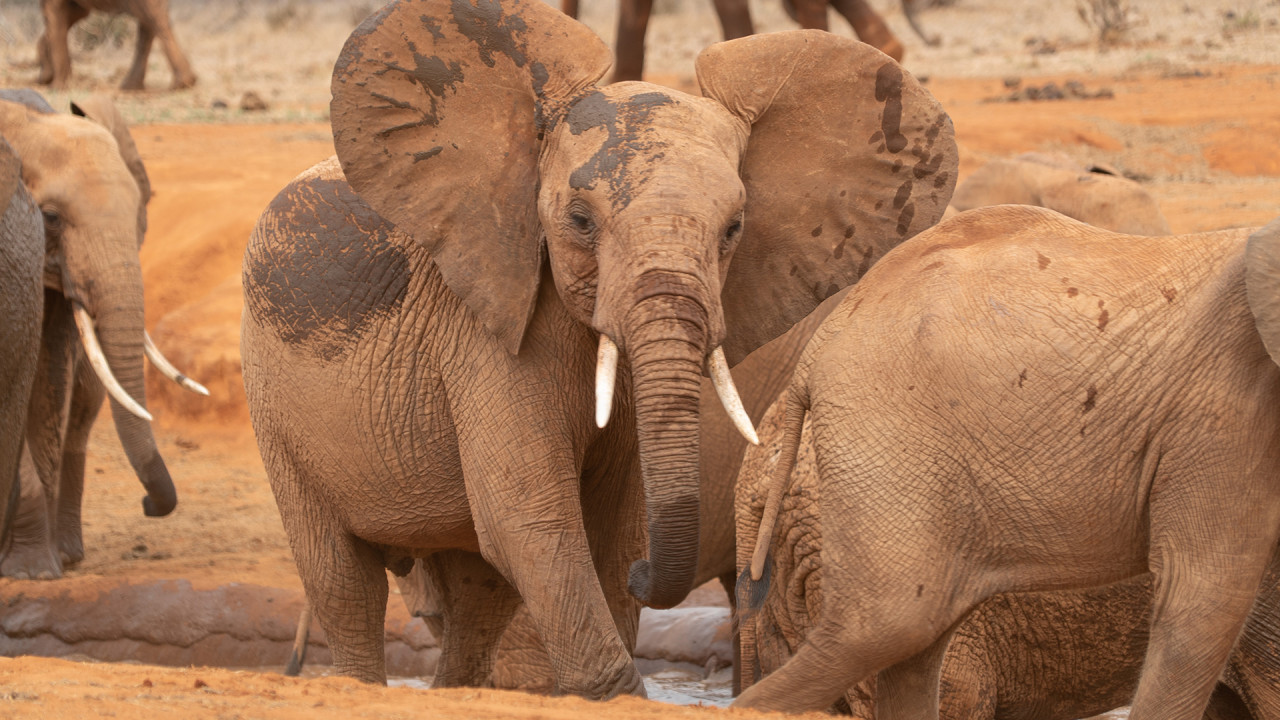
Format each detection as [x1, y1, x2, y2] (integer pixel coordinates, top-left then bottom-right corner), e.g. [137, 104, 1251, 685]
[71, 95, 151, 239]
[1246, 216, 1280, 369]
[331, 0, 611, 354]
[0, 137, 23, 221]
[697, 31, 957, 364]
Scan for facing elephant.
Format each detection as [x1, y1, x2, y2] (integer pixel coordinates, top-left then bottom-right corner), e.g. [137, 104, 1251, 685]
[734, 206, 1280, 719]
[242, 0, 955, 697]
[737, 391, 1280, 719]
[949, 152, 1171, 236]
[0, 92, 202, 579]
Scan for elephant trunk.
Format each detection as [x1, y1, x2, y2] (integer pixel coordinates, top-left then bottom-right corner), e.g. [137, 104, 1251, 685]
[75, 257, 176, 517]
[622, 289, 708, 609]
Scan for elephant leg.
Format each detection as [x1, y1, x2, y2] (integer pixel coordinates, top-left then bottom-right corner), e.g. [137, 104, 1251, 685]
[38, 0, 88, 88]
[422, 550, 522, 689]
[460, 452, 642, 698]
[35, 32, 53, 85]
[580, 444, 645, 657]
[611, 0, 652, 83]
[830, 0, 905, 62]
[0, 446, 60, 579]
[710, 0, 753, 40]
[271, 458, 389, 684]
[121, 22, 155, 91]
[1127, 483, 1280, 720]
[560, 0, 578, 20]
[55, 364, 104, 567]
[151, 13, 197, 90]
[491, 605, 556, 692]
[873, 625, 955, 720]
[790, 0, 829, 32]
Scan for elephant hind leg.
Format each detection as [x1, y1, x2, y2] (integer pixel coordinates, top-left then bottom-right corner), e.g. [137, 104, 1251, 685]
[421, 550, 523, 689]
[121, 22, 154, 91]
[0, 445, 61, 579]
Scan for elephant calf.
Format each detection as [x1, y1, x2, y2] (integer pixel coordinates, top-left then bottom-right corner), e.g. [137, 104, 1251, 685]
[737, 396, 1280, 719]
[734, 205, 1280, 720]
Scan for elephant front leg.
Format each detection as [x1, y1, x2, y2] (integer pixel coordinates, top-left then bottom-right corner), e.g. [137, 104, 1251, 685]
[38, 0, 87, 88]
[55, 365, 105, 567]
[463, 462, 643, 699]
[149, 14, 197, 90]
[121, 22, 154, 91]
[273, 467, 389, 684]
[0, 445, 61, 579]
[420, 550, 523, 688]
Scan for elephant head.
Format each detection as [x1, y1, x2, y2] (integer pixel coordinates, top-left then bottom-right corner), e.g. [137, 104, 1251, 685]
[330, 0, 956, 608]
[0, 97, 175, 517]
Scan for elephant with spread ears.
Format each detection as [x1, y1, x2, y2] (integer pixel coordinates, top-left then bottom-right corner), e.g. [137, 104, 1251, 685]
[36, 0, 197, 90]
[240, 0, 956, 696]
[735, 206, 1280, 718]
[737, 390, 1280, 719]
[0, 90, 206, 579]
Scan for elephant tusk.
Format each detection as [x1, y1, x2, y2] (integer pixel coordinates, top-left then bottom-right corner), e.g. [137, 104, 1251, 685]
[72, 304, 153, 422]
[709, 347, 759, 446]
[595, 334, 619, 429]
[144, 332, 210, 396]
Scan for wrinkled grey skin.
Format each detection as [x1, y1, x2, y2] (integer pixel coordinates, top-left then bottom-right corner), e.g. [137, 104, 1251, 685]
[0, 91, 176, 580]
[949, 152, 1172, 236]
[737, 395, 1280, 719]
[734, 206, 1280, 719]
[0, 137, 46, 553]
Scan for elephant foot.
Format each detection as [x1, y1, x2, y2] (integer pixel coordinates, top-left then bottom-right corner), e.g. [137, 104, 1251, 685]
[120, 77, 145, 91]
[0, 542, 63, 580]
[57, 536, 84, 568]
[171, 73, 197, 90]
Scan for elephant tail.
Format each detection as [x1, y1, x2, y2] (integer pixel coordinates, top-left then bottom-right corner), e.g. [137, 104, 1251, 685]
[748, 384, 809, 582]
[285, 600, 312, 676]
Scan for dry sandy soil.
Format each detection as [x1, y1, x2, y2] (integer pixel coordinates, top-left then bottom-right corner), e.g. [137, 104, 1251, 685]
[0, 0, 1278, 717]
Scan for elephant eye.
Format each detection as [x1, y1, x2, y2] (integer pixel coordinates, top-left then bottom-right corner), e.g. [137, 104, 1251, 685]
[41, 207, 62, 232]
[721, 216, 743, 254]
[566, 206, 598, 248]
[571, 211, 593, 233]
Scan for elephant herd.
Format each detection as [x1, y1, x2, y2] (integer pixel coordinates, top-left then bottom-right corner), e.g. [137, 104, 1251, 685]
[3, 0, 1280, 719]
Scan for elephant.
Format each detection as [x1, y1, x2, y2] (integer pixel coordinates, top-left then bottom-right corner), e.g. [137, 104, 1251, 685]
[0, 138, 46, 554]
[36, 0, 197, 90]
[561, 0, 912, 83]
[948, 152, 1172, 236]
[0, 91, 204, 579]
[736, 393, 1280, 719]
[733, 204, 1280, 719]
[240, 0, 957, 697]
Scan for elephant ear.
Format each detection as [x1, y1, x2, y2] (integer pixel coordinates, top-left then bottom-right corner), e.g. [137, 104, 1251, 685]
[1246, 216, 1280, 368]
[0, 137, 22, 221]
[70, 95, 151, 240]
[331, 0, 611, 354]
[697, 31, 957, 364]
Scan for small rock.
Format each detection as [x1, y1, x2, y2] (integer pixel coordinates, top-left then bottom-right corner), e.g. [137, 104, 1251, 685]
[194, 678, 208, 689]
[1040, 83, 1064, 100]
[1003, 76, 1022, 89]
[141, 679, 152, 688]
[239, 91, 268, 112]
[210, 98, 228, 110]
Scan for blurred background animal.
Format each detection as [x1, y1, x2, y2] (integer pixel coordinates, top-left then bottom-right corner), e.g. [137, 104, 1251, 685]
[0, 90, 205, 579]
[948, 152, 1171, 235]
[36, 0, 197, 90]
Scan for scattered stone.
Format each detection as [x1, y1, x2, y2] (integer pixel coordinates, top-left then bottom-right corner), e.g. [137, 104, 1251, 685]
[987, 80, 1115, 103]
[239, 91, 268, 112]
[210, 98, 228, 110]
[194, 678, 208, 689]
[141, 679, 152, 688]
[1003, 76, 1022, 89]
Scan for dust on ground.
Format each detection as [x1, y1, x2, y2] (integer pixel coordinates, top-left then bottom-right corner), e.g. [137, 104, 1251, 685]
[0, 0, 1277, 717]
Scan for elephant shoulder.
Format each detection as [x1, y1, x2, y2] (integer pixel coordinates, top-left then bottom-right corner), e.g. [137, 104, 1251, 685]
[242, 156, 417, 353]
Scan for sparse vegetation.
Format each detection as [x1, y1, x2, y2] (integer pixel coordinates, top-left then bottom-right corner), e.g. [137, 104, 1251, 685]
[1076, 0, 1134, 47]
[1222, 9, 1262, 34]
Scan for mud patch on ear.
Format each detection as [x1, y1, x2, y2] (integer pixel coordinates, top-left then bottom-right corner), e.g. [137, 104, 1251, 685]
[244, 176, 410, 359]
[566, 90, 673, 211]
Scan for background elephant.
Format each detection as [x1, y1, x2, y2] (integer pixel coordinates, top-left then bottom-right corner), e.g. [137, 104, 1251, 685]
[734, 206, 1280, 719]
[36, 0, 197, 90]
[736, 395, 1280, 719]
[0, 138, 46, 556]
[241, 0, 956, 697]
[0, 91, 201, 579]
[562, 0, 915, 83]
[948, 152, 1171, 236]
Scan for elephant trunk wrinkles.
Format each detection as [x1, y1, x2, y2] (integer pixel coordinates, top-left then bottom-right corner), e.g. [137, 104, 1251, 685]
[623, 290, 708, 609]
[82, 257, 176, 517]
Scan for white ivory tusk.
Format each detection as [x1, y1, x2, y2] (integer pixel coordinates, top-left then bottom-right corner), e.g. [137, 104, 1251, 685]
[709, 346, 759, 445]
[144, 331, 210, 396]
[595, 334, 619, 429]
[72, 304, 153, 422]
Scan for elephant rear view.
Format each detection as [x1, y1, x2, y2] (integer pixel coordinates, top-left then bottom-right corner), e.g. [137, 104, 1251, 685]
[734, 206, 1280, 720]
[241, 0, 955, 697]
